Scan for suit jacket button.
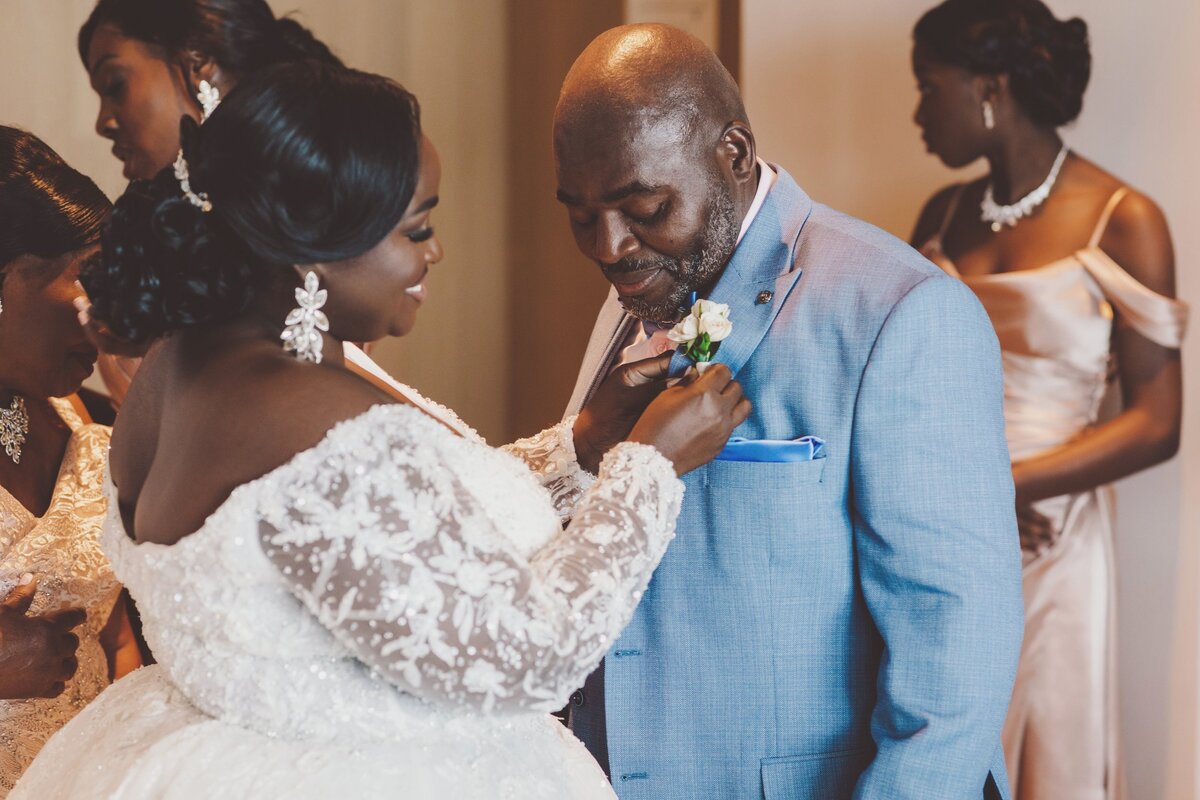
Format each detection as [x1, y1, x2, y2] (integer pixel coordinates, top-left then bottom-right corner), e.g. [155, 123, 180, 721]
[570, 690, 585, 707]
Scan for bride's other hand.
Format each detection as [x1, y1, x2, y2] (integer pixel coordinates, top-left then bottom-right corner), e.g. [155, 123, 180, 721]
[0, 576, 86, 700]
[627, 363, 751, 476]
[573, 352, 674, 474]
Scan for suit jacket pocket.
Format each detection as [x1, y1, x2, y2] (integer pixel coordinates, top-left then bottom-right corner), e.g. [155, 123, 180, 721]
[706, 457, 825, 490]
[760, 748, 871, 800]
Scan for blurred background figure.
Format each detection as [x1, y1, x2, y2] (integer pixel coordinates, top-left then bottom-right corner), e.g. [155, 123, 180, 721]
[77, 0, 343, 405]
[909, 1, 1187, 797]
[0, 125, 140, 796]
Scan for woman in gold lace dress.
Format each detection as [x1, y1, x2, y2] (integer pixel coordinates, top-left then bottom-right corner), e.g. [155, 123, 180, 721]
[0, 126, 140, 795]
[909, 2, 1187, 798]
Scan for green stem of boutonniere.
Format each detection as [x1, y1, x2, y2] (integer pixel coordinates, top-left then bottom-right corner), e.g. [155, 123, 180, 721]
[687, 332, 714, 362]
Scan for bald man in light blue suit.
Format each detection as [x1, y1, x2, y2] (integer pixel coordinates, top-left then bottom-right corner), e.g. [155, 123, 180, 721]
[556, 24, 1024, 800]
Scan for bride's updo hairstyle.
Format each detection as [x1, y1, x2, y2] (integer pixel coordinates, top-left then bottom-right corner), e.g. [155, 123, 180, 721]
[82, 62, 422, 343]
[914, 0, 1091, 127]
[78, 0, 343, 76]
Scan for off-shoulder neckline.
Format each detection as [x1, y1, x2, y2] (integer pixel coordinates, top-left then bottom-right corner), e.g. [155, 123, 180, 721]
[941, 247, 1097, 282]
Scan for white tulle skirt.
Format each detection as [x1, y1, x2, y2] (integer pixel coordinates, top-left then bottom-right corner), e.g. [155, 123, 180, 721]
[11, 666, 614, 799]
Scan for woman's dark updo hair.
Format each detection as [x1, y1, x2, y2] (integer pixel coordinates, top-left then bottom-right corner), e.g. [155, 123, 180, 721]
[78, 0, 342, 76]
[914, 0, 1091, 127]
[0, 127, 110, 290]
[82, 61, 422, 344]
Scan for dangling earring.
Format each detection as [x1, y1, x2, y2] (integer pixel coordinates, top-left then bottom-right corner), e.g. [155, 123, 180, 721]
[982, 100, 996, 131]
[281, 271, 329, 364]
[197, 79, 221, 123]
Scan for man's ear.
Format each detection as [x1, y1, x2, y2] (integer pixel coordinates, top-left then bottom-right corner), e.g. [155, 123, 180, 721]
[718, 123, 757, 187]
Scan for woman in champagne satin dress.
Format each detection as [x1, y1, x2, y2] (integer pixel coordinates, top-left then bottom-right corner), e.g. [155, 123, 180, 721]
[910, 2, 1187, 798]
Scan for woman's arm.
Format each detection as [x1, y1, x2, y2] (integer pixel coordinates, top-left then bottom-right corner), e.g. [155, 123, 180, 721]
[257, 405, 683, 714]
[99, 590, 143, 681]
[1013, 190, 1182, 504]
[502, 354, 672, 519]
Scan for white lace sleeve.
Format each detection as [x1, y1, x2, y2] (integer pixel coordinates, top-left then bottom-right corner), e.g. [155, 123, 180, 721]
[500, 416, 596, 519]
[257, 406, 681, 714]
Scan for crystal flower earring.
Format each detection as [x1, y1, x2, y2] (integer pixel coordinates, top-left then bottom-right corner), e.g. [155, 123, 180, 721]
[197, 79, 221, 122]
[281, 271, 329, 364]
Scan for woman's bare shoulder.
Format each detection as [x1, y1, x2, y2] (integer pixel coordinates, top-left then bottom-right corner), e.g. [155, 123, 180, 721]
[1073, 156, 1176, 297]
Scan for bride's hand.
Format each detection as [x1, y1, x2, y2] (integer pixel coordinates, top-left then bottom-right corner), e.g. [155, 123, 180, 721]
[627, 363, 751, 476]
[573, 352, 674, 474]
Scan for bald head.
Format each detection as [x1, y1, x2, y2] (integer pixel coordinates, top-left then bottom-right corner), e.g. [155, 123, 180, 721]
[552, 25, 759, 323]
[555, 23, 747, 148]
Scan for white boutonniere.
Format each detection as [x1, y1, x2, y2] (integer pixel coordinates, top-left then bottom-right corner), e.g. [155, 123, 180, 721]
[668, 298, 732, 368]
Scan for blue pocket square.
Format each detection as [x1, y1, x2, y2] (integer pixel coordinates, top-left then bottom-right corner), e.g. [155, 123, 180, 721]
[715, 436, 826, 463]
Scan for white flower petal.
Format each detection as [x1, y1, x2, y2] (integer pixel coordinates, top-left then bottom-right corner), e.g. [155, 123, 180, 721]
[668, 314, 699, 344]
[699, 316, 733, 342]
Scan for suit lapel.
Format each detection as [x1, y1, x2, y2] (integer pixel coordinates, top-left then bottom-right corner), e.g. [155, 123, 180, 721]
[570, 167, 815, 413]
[565, 288, 637, 416]
[668, 166, 814, 379]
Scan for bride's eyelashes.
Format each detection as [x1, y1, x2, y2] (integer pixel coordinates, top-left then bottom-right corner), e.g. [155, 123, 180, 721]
[407, 227, 434, 244]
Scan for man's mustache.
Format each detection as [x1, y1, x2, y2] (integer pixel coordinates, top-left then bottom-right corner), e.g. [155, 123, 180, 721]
[601, 255, 681, 278]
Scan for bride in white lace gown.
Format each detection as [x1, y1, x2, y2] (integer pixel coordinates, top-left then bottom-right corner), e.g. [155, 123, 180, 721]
[13, 63, 748, 799]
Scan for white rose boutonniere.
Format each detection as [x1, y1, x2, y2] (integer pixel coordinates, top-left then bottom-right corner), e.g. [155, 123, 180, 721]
[668, 297, 732, 369]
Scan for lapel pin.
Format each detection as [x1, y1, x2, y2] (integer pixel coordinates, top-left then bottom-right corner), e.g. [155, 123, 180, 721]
[755, 290, 773, 305]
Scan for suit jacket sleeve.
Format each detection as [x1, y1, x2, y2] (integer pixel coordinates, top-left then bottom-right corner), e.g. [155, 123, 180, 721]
[849, 274, 1024, 799]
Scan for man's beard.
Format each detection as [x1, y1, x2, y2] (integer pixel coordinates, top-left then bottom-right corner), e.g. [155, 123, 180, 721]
[609, 183, 740, 322]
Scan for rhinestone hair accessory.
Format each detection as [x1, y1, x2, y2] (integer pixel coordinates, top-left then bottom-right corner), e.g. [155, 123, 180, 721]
[173, 151, 213, 213]
[281, 271, 330, 364]
[169, 79, 220, 212]
[1, 395, 29, 464]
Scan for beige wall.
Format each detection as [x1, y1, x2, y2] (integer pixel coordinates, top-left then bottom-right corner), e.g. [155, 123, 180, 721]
[0, 1, 124, 197]
[505, 0, 624, 440]
[742, 1, 1200, 797]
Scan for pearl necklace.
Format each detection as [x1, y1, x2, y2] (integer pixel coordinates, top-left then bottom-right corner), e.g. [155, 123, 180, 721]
[0, 396, 28, 464]
[980, 145, 1069, 232]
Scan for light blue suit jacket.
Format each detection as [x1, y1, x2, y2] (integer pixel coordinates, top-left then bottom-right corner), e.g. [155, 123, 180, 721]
[565, 167, 1024, 799]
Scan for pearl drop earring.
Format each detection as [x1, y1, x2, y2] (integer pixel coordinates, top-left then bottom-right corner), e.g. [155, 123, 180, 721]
[982, 100, 996, 131]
